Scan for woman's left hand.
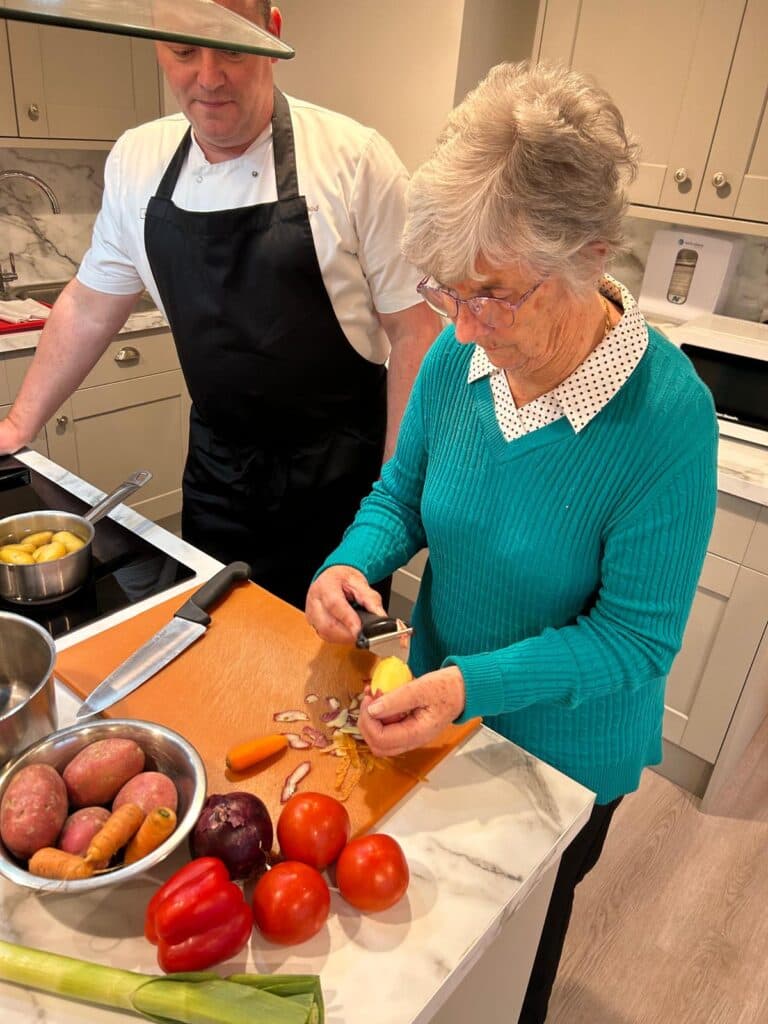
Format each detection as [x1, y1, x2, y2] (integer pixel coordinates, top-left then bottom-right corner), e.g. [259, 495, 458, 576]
[358, 665, 466, 757]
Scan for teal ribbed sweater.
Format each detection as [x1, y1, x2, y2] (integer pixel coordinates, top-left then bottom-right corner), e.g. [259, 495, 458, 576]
[319, 324, 718, 802]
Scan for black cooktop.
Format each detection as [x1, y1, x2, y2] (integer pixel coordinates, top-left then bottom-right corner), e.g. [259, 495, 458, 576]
[0, 457, 195, 640]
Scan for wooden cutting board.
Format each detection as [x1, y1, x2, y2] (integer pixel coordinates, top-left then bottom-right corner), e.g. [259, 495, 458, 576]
[55, 580, 480, 838]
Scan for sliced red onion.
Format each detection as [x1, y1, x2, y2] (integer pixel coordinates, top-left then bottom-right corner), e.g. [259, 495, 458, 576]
[302, 725, 331, 749]
[337, 723, 363, 737]
[273, 710, 310, 722]
[282, 732, 312, 750]
[280, 761, 311, 803]
[327, 708, 349, 729]
[305, 693, 319, 704]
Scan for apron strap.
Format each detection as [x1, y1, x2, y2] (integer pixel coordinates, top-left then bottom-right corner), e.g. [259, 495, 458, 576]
[272, 87, 300, 200]
[151, 90, 297, 203]
[155, 126, 192, 200]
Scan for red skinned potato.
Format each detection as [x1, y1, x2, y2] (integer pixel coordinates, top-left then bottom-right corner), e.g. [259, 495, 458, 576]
[112, 771, 178, 816]
[0, 764, 68, 859]
[63, 738, 145, 807]
[57, 806, 111, 859]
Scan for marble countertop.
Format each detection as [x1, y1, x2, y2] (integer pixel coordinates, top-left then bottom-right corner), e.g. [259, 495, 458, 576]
[717, 436, 768, 506]
[0, 307, 169, 356]
[0, 449, 595, 1024]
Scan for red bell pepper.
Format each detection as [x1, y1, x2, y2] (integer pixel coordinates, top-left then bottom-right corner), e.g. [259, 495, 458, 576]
[144, 856, 253, 973]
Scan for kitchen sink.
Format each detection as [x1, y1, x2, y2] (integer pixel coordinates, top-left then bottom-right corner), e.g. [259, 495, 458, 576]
[11, 281, 157, 313]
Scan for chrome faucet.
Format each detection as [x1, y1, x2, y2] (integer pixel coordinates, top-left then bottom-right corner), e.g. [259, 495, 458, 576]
[0, 170, 61, 299]
[0, 169, 61, 214]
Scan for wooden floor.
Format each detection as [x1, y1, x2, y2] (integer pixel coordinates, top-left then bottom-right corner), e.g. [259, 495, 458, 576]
[548, 715, 768, 1024]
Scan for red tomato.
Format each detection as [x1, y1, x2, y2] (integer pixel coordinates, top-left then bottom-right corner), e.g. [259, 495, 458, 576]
[277, 792, 351, 870]
[335, 833, 409, 912]
[252, 861, 330, 945]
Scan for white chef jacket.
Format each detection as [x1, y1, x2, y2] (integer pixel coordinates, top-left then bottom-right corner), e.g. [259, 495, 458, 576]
[78, 95, 422, 363]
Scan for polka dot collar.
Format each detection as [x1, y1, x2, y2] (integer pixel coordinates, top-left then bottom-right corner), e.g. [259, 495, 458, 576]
[467, 275, 648, 441]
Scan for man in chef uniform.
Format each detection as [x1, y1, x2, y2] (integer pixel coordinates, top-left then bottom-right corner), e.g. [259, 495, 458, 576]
[0, 2, 438, 607]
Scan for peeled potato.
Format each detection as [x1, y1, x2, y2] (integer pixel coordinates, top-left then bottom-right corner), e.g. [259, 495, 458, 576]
[52, 530, 86, 553]
[32, 541, 68, 563]
[21, 531, 54, 548]
[1, 541, 36, 554]
[0, 546, 36, 565]
[370, 656, 413, 696]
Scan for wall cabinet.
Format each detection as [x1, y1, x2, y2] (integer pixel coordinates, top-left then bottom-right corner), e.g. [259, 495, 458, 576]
[0, 21, 160, 142]
[2, 328, 189, 523]
[534, 0, 768, 226]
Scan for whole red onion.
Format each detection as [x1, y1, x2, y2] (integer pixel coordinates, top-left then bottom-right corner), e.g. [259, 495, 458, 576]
[190, 792, 273, 880]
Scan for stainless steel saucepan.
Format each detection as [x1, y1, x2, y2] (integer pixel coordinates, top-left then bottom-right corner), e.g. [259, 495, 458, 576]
[0, 470, 151, 604]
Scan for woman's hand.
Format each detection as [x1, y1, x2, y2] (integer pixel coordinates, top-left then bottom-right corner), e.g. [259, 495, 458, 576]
[305, 565, 386, 645]
[359, 665, 466, 757]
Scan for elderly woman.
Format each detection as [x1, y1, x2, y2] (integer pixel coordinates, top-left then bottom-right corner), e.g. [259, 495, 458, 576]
[306, 62, 717, 1022]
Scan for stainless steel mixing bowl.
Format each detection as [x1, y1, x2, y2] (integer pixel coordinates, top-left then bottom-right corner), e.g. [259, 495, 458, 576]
[0, 718, 207, 893]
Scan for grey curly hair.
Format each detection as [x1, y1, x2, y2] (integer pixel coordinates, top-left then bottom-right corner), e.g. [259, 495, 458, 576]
[402, 61, 640, 293]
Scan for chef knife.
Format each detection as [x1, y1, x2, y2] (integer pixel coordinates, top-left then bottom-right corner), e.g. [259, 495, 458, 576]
[350, 599, 413, 662]
[75, 561, 251, 719]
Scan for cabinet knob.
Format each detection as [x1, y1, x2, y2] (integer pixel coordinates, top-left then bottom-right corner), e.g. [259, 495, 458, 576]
[27, 103, 40, 122]
[56, 415, 68, 428]
[711, 171, 729, 189]
[673, 167, 690, 185]
[115, 345, 140, 365]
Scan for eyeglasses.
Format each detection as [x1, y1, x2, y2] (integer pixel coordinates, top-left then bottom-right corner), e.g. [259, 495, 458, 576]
[417, 275, 545, 328]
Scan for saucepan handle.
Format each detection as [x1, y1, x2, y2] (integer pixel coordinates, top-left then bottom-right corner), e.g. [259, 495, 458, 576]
[83, 469, 153, 524]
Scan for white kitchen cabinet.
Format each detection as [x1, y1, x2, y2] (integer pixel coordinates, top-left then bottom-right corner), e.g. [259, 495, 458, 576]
[2, 22, 160, 142]
[0, 26, 17, 136]
[659, 492, 768, 807]
[2, 328, 189, 522]
[534, 0, 768, 227]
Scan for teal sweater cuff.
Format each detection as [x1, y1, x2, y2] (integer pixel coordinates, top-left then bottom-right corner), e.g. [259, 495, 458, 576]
[444, 652, 508, 722]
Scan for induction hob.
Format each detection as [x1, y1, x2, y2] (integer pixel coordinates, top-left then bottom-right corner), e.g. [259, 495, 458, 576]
[0, 457, 195, 639]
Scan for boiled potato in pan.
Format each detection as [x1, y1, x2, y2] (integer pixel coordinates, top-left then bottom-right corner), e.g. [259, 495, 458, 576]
[0, 529, 86, 565]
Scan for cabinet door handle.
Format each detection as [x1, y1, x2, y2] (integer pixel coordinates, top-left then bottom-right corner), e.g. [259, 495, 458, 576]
[27, 103, 41, 122]
[673, 167, 690, 184]
[56, 415, 68, 428]
[711, 171, 729, 189]
[115, 345, 140, 365]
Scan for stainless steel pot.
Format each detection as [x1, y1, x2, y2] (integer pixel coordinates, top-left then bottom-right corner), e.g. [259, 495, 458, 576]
[0, 470, 151, 604]
[0, 611, 57, 765]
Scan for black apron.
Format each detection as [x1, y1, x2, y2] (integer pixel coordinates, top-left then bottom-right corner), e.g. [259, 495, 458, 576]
[144, 89, 386, 608]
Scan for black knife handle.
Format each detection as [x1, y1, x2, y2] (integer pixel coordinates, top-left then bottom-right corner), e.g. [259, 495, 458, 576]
[175, 561, 251, 625]
[349, 598, 399, 649]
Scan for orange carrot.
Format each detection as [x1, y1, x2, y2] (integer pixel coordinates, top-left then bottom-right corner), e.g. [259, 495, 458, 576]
[28, 848, 95, 880]
[85, 803, 144, 865]
[226, 733, 289, 772]
[123, 806, 177, 865]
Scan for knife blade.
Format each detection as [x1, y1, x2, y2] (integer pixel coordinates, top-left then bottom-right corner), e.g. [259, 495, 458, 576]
[350, 599, 412, 662]
[76, 561, 251, 719]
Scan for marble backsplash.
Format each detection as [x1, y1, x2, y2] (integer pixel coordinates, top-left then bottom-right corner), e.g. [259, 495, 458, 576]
[0, 145, 767, 323]
[0, 147, 106, 288]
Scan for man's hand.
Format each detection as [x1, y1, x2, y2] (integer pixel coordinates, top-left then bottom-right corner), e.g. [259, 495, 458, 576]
[305, 565, 386, 645]
[359, 665, 466, 757]
[0, 279, 141, 455]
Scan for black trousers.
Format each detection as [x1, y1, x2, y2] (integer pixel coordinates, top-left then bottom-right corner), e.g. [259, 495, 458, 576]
[518, 795, 623, 1024]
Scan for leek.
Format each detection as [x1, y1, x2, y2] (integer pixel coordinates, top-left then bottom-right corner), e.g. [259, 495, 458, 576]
[0, 940, 323, 1023]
